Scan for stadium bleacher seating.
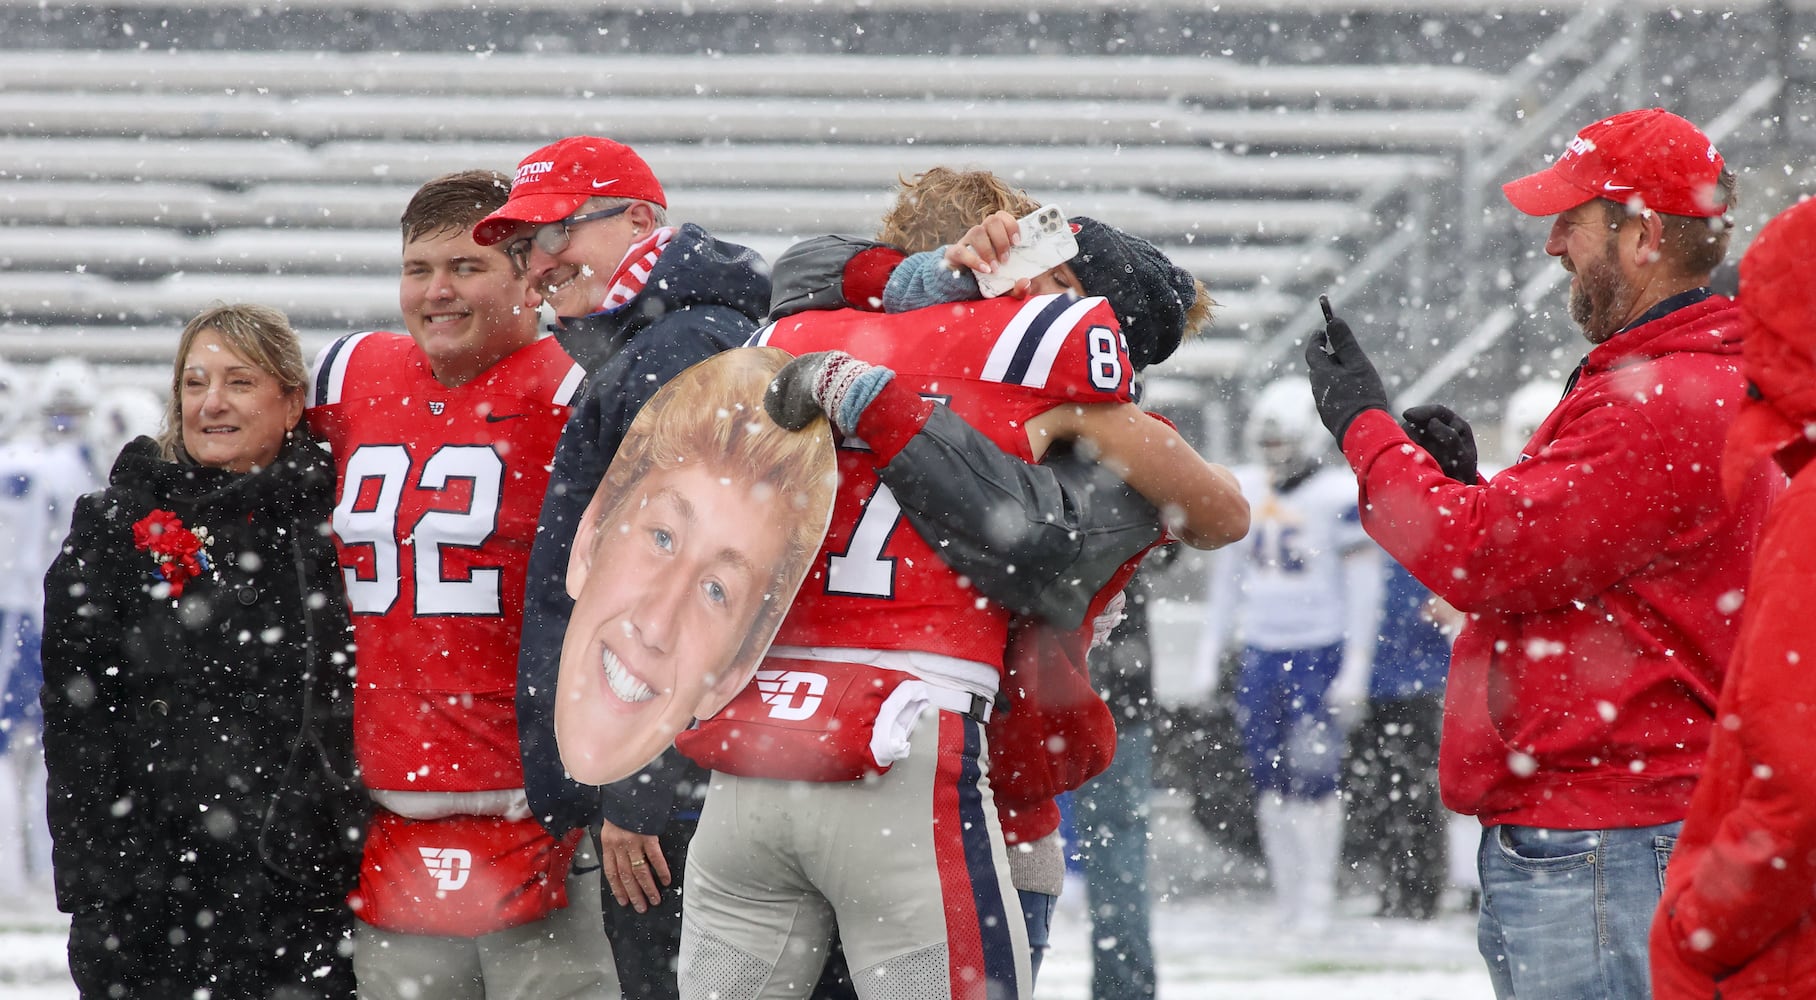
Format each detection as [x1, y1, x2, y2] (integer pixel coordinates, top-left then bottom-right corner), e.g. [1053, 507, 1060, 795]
[0, 46, 1480, 370]
[0, 0, 1791, 413]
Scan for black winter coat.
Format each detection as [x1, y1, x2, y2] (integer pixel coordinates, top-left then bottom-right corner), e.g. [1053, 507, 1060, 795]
[41, 432, 365, 915]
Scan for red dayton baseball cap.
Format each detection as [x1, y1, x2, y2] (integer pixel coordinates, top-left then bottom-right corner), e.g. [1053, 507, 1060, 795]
[1501, 108, 1726, 219]
[473, 136, 667, 246]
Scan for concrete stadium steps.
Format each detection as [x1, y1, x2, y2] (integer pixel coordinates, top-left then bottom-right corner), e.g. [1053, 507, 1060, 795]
[0, 45, 1460, 370]
[0, 90, 1490, 150]
[0, 271, 401, 326]
[4, 181, 1374, 243]
[4, 227, 1340, 287]
[0, 270, 1295, 333]
[1, 227, 400, 276]
[0, 50, 1498, 108]
[1, 138, 1446, 196]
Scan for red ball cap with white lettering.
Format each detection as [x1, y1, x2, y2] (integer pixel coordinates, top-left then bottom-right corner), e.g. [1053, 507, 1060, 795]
[1501, 108, 1727, 219]
[473, 136, 667, 246]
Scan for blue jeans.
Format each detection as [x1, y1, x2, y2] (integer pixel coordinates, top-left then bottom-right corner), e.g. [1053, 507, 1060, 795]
[0, 610, 43, 756]
[1476, 822, 1680, 1000]
[1017, 889, 1054, 984]
[1075, 720, 1156, 1000]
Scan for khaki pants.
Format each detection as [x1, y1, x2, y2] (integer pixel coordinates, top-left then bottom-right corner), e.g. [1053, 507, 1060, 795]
[679, 708, 1029, 1000]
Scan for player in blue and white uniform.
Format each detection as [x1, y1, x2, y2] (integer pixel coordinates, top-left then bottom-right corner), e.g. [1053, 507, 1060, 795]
[1195, 377, 1383, 935]
[0, 358, 101, 893]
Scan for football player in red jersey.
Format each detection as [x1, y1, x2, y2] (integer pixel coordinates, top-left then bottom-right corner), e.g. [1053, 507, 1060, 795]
[721, 171, 1241, 992]
[674, 193, 1245, 998]
[306, 170, 618, 999]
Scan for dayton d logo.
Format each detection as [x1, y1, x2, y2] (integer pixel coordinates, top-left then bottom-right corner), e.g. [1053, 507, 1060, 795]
[755, 670, 828, 721]
[418, 847, 473, 891]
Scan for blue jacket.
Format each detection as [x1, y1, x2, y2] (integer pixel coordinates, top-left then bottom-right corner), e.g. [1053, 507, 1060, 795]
[517, 223, 770, 835]
[1368, 560, 1451, 702]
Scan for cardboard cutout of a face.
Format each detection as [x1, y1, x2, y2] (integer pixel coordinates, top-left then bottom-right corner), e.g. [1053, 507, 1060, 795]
[555, 348, 836, 785]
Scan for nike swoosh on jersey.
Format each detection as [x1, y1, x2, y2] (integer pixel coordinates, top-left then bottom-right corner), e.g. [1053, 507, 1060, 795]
[484, 413, 524, 422]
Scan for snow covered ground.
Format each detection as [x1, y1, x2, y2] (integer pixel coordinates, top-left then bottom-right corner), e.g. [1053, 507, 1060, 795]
[0, 791, 1497, 999]
[0, 885, 1497, 999]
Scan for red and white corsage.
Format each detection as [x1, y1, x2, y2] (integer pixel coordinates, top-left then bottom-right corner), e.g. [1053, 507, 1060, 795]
[131, 509, 214, 598]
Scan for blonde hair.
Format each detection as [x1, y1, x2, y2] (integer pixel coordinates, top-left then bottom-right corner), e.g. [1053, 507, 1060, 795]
[594, 348, 835, 668]
[159, 303, 305, 462]
[1184, 278, 1217, 341]
[876, 167, 1041, 253]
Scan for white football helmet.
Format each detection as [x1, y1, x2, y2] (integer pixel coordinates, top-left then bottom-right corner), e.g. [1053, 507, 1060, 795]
[1500, 379, 1564, 464]
[0, 358, 25, 442]
[38, 357, 98, 441]
[1243, 377, 1326, 471]
[89, 385, 165, 465]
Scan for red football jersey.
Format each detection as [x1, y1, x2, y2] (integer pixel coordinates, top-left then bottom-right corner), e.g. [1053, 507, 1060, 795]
[307, 332, 583, 792]
[752, 293, 1134, 669]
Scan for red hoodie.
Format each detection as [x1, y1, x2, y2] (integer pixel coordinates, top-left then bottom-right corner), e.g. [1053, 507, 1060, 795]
[1653, 198, 1816, 1000]
[1340, 294, 1774, 828]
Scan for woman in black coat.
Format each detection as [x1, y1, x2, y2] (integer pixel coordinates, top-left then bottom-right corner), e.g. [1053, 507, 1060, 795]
[41, 303, 365, 1000]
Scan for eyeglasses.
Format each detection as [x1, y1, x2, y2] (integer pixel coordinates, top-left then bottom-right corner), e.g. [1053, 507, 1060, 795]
[502, 204, 630, 271]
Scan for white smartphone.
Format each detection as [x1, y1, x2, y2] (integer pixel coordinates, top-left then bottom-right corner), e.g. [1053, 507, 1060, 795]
[974, 205, 1078, 298]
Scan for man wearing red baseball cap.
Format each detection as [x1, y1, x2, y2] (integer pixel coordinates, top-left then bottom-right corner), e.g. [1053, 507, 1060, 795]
[474, 137, 674, 320]
[1303, 108, 1778, 999]
[483, 136, 774, 999]
[1500, 108, 1734, 346]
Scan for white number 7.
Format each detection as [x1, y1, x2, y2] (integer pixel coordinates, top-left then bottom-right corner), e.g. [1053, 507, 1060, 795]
[825, 483, 902, 599]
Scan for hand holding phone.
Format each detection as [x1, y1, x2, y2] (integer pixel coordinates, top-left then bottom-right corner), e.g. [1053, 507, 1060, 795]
[944, 212, 1023, 273]
[1303, 292, 1391, 441]
[971, 205, 1079, 298]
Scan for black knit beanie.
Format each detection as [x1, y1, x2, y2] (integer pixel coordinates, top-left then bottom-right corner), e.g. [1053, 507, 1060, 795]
[1066, 217, 1195, 369]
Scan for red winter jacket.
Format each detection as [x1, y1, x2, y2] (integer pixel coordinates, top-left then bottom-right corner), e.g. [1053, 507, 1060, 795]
[1340, 294, 1773, 828]
[1652, 199, 1816, 1000]
[1651, 467, 1816, 998]
[989, 618, 1119, 846]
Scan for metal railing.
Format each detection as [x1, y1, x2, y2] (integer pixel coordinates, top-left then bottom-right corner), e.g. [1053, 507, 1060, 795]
[1233, 4, 1641, 388]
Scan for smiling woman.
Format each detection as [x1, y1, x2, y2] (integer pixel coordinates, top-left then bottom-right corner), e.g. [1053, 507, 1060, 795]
[175, 327, 304, 472]
[159, 305, 308, 471]
[554, 347, 836, 786]
[42, 303, 365, 1000]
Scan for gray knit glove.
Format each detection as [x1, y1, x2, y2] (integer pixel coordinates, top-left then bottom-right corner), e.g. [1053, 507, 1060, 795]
[765, 350, 895, 435]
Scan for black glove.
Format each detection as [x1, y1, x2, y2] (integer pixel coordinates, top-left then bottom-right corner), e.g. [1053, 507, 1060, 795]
[764, 350, 894, 434]
[1400, 404, 1479, 483]
[1303, 296, 1390, 443]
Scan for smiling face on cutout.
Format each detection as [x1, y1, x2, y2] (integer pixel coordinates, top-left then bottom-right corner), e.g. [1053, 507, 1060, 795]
[555, 462, 790, 784]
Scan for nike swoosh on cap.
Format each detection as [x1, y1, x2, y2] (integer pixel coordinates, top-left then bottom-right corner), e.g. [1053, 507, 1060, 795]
[1602, 182, 1635, 192]
[591, 179, 619, 189]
